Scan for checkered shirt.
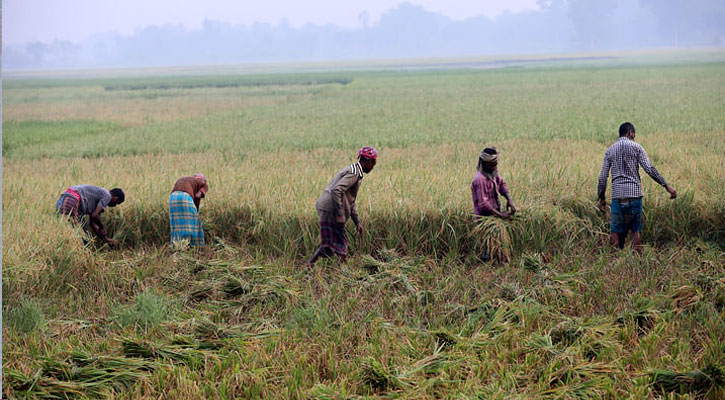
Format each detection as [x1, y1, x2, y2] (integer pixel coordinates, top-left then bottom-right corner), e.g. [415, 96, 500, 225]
[598, 137, 668, 200]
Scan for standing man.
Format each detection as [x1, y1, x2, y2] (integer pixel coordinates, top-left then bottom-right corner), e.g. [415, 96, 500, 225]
[308, 146, 377, 265]
[169, 173, 209, 246]
[471, 147, 516, 220]
[598, 122, 677, 252]
[56, 185, 125, 247]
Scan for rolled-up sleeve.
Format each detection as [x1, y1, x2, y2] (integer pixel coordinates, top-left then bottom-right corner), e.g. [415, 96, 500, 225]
[497, 176, 509, 196]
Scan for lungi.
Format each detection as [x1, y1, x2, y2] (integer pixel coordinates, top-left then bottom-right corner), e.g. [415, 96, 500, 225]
[169, 191, 205, 246]
[56, 188, 82, 221]
[56, 188, 90, 243]
[318, 210, 347, 256]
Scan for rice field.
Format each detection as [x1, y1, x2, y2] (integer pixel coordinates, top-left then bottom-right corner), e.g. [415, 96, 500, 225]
[3, 52, 725, 399]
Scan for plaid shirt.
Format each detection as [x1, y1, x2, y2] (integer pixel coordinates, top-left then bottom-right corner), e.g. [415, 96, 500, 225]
[598, 137, 668, 200]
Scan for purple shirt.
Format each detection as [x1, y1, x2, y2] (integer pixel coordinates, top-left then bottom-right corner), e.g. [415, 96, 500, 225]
[471, 171, 509, 216]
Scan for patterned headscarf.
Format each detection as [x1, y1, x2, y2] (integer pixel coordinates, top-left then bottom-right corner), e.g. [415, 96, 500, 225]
[479, 148, 499, 163]
[358, 146, 378, 160]
[477, 148, 499, 179]
[194, 173, 208, 194]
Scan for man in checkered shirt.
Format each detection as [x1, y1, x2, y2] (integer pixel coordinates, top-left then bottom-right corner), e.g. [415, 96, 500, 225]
[597, 122, 677, 252]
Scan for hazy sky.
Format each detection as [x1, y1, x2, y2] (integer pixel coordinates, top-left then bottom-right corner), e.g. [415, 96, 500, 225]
[3, 0, 540, 45]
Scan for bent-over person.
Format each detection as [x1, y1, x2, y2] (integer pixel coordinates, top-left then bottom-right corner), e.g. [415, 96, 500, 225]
[597, 122, 677, 252]
[308, 146, 378, 265]
[169, 174, 209, 246]
[56, 184, 125, 247]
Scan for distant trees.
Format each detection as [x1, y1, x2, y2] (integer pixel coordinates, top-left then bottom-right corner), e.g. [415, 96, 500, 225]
[639, 0, 725, 46]
[567, 0, 618, 49]
[4, 1, 724, 69]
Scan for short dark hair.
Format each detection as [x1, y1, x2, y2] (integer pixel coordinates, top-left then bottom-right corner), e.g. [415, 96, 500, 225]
[110, 188, 125, 203]
[619, 122, 635, 137]
[483, 147, 498, 155]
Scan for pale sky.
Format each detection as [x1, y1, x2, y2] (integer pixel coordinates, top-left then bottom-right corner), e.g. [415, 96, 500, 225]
[3, 0, 540, 45]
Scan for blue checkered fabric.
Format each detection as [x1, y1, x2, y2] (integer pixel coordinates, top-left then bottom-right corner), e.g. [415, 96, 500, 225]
[598, 137, 668, 200]
[169, 191, 204, 246]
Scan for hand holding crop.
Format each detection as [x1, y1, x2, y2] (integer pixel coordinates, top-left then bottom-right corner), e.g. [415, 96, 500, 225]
[497, 210, 511, 220]
[356, 222, 364, 236]
[507, 202, 517, 215]
[665, 185, 677, 199]
[598, 199, 607, 213]
[106, 238, 120, 249]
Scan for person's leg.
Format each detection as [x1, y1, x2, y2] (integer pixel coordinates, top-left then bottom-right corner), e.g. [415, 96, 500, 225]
[631, 232, 642, 254]
[629, 198, 644, 254]
[309, 213, 336, 265]
[308, 246, 333, 265]
[609, 232, 620, 249]
[609, 199, 625, 250]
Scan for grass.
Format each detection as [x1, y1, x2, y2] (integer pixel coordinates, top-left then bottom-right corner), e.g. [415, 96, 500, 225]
[4, 298, 46, 334]
[114, 290, 171, 330]
[2, 52, 725, 398]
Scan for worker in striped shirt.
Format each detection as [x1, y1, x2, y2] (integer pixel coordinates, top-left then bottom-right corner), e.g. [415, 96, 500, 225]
[307, 146, 377, 265]
[597, 122, 677, 252]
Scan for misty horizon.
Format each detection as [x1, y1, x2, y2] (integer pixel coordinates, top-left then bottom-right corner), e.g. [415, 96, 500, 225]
[3, 1, 724, 71]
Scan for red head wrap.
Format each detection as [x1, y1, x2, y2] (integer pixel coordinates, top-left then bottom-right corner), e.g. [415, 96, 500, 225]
[358, 146, 378, 160]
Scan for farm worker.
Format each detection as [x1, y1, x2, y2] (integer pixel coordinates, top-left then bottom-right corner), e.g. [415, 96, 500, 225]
[308, 146, 377, 265]
[471, 147, 516, 220]
[55, 185, 125, 248]
[169, 174, 209, 246]
[597, 122, 677, 252]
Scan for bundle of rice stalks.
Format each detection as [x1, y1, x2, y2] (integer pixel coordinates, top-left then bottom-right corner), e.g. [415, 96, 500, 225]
[361, 254, 387, 274]
[5, 369, 90, 399]
[525, 334, 560, 357]
[381, 271, 418, 294]
[521, 252, 548, 274]
[188, 283, 215, 302]
[550, 320, 581, 347]
[402, 350, 450, 377]
[7, 350, 159, 398]
[307, 383, 355, 400]
[615, 307, 658, 337]
[550, 361, 618, 386]
[121, 338, 209, 368]
[222, 275, 251, 297]
[497, 282, 524, 302]
[671, 285, 702, 313]
[469, 217, 512, 263]
[191, 318, 280, 342]
[431, 329, 458, 349]
[359, 357, 407, 392]
[194, 318, 236, 339]
[244, 275, 299, 306]
[541, 376, 608, 399]
[650, 364, 724, 396]
[377, 247, 401, 262]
